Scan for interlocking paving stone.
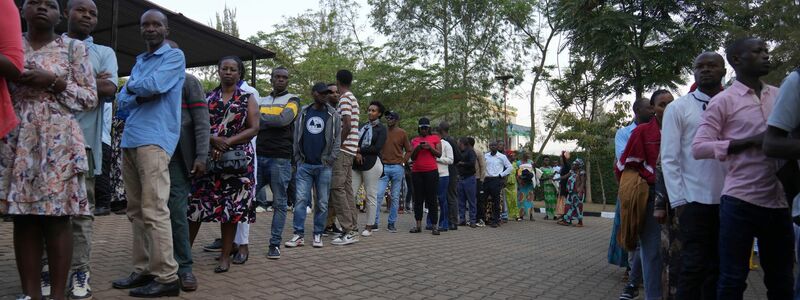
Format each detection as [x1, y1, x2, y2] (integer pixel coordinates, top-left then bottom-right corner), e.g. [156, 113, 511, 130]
[0, 210, 771, 299]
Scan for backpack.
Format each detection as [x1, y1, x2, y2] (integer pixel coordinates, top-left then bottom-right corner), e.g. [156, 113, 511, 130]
[520, 169, 534, 185]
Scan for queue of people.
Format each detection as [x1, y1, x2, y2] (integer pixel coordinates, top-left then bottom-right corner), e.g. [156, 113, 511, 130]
[611, 40, 800, 300]
[1, 2, 581, 299]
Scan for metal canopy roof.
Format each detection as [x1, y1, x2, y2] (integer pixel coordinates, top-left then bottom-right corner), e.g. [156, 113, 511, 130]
[16, 0, 274, 77]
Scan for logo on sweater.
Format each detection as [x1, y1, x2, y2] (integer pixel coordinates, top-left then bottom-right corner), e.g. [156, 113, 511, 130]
[306, 116, 324, 134]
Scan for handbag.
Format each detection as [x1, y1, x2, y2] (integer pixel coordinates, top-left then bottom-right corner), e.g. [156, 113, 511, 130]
[208, 149, 250, 174]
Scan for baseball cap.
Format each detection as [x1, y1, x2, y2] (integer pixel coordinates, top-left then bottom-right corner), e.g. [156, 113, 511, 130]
[312, 82, 331, 94]
[418, 117, 431, 128]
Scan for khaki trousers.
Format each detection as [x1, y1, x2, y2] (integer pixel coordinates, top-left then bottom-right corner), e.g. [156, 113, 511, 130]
[123, 145, 178, 283]
[329, 153, 358, 232]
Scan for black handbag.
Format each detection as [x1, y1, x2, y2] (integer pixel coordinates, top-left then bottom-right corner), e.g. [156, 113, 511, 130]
[208, 149, 250, 174]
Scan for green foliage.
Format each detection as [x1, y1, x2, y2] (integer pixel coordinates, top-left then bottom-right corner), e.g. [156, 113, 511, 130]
[555, 0, 720, 101]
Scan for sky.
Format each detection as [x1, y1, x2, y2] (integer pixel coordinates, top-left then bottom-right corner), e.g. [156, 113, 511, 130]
[149, 0, 695, 154]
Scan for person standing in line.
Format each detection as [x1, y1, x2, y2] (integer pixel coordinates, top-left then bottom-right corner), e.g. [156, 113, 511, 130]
[351, 101, 387, 237]
[438, 122, 461, 230]
[330, 70, 361, 246]
[59, 0, 119, 298]
[241, 66, 299, 260]
[763, 57, 800, 300]
[539, 156, 557, 220]
[504, 151, 520, 221]
[428, 131, 453, 231]
[187, 56, 258, 274]
[516, 153, 536, 221]
[324, 83, 342, 234]
[660, 52, 727, 300]
[615, 97, 652, 300]
[2, 1, 97, 298]
[617, 90, 674, 300]
[484, 141, 513, 228]
[374, 111, 411, 233]
[111, 9, 184, 297]
[286, 82, 341, 248]
[457, 137, 478, 227]
[471, 137, 488, 227]
[693, 37, 793, 300]
[0, 0, 23, 139]
[559, 158, 586, 227]
[409, 118, 443, 235]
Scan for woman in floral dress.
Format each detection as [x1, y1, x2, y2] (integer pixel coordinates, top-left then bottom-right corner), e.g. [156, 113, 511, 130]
[0, 0, 97, 298]
[188, 56, 258, 273]
[559, 158, 586, 227]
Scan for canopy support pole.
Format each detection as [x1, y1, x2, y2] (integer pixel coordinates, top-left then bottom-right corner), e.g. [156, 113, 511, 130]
[251, 54, 257, 88]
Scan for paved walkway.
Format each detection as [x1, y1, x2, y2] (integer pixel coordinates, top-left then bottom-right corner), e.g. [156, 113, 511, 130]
[0, 211, 769, 299]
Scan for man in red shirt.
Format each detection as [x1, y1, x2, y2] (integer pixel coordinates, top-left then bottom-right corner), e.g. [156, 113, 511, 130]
[409, 118, 442, 235]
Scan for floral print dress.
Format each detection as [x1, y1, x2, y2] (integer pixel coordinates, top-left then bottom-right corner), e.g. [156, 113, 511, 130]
[562, 170, 585, 223]
[0, 36, 97, 216]
[188, 88, 255, 223]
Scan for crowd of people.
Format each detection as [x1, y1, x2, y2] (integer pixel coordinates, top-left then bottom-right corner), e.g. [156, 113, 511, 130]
[0, 1, 588, 299]
[608, 40, 800, 300]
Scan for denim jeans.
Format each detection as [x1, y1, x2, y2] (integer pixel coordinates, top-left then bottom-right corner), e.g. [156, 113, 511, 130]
[293, 163, 332, 236]
[255, 156, 292, 247]
[717, 195, 794, 300]
[376, 164, 404, 225]
[457, 175, 477, 224]
[640, 198, 663, 300]
[427, 176, 450, 229]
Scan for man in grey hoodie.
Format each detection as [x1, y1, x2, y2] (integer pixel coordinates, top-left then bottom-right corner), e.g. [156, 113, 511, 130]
[285, 82, 342, 249]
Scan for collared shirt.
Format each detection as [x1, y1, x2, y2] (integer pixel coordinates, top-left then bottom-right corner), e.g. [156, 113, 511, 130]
[660, 90, 726, 207]
[614, 122, 637, 161]
[692, 80, 786, 208]
[118, 43, 185, 156]
[484, 151, 512, 177]
[69, 34, 118, 175]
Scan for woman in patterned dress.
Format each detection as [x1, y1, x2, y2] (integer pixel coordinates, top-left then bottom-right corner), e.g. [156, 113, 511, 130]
[539, 156, 557, 220]
[108, 105, 127, 213]
[188, 56, 258, 273]
[559, 158, 586, 227]
[0, 0, 97, 298]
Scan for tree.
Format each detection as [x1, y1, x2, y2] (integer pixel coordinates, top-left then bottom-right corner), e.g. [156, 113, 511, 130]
[555, 0, 720, 101]
[502, 0, 563, 152]
[193, 5, 242, 92]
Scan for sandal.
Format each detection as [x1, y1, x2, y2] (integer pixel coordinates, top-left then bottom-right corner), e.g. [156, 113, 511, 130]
[557, 220, 570, 226]
[232, 252, 249, 264]
[214, 262, 230, 273]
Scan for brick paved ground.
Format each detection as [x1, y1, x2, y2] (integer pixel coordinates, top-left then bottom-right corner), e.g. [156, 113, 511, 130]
[0, 211, 770, 299]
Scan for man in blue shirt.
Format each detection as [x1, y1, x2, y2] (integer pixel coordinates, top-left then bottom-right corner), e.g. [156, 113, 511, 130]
[111, 9, 184, 298]
[60, 1, 119, 299]
[286, 82, 341, 249]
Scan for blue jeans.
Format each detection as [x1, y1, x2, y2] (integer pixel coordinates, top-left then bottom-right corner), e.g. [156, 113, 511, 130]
[457, 176, 477, 224]
[640, 198, 663, 300]
[718, 196, 794, 300]
[427, 176, 450, 229]
[255, 156, 292, 247]
[376, 164, 404, 225]
[293, 163, 332, 236]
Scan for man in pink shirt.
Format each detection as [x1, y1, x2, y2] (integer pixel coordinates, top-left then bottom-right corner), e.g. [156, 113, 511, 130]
[692, 37, 793, 300]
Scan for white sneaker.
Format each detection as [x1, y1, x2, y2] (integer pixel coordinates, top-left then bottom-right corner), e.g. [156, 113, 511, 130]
[69, 270, 92, 299]
[284, 235, 304, 248]
[306, 207, 312, 214]
[266, 206, 274, 212]
[40, 266, 50, 298]
[361, 229, 373, 237]
[312, 234, 323, 248]
[331, 233, 359, 246]
[255, 206, 266, 213]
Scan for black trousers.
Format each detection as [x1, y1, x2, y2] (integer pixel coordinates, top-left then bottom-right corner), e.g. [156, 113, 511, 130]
[676, 202, 720, 300]
[412, 171, 439, 224]
[476, 179, 486, 222]
[447, 165, 459, 225]
[94, 143, 112, 209]
[483, 177, 504, 225]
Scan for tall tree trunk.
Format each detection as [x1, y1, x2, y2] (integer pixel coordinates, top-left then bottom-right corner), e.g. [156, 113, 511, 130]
[536, 107, 566, 158]
[585, 149, 592, 204]
[596, 160, 607, 211]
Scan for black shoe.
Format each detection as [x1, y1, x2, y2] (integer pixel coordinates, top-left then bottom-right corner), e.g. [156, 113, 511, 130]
[449, 224, 457, 230]
[112, 272, 156, 289]
[129, 280, 180, 298]
[178, 272, 197, 292]
[409, 227, 421, 233]
[203, 239, 223, 252]
[432, 228, 440, 235]
[266, 246, 281, 260]
[232, 251, 248, 265]
[618, 284, 639, 300]
[469, 223, 477, 228]
[490, 223, 498, 228]
[388, 223, 397, 233]
[93, 207, 111, 216]
[458, 222, 467, 226]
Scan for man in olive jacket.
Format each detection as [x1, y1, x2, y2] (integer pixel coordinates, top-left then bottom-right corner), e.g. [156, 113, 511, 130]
[168, 72, 210, 292]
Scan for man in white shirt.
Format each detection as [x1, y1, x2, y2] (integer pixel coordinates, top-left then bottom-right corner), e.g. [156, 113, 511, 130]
[483, 141, 512, 228]
[660, 52, 727, 299]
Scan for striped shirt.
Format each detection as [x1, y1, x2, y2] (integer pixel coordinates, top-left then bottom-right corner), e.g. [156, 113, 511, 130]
[338, 91, 360, 156]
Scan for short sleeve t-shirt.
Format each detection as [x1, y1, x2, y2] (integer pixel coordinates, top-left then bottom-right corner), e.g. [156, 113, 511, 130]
[768, 71, 800, 133]
[302, 107, 329, 165]
[411, 134, 441, 172]
[338, 91, 360, 156]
